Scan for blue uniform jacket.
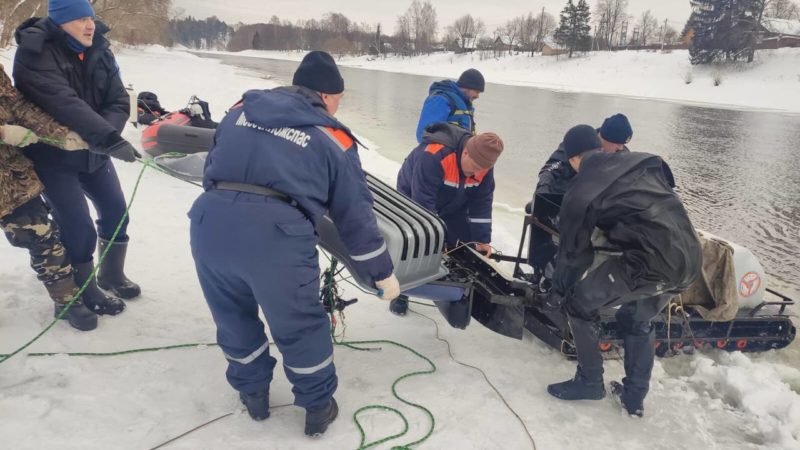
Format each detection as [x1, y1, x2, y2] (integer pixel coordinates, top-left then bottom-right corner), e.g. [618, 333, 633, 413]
[14, 18, 129, 172]
[397, 123, 494, 244]
[415, 80, 475, 143]
[203, 86, 393, 283]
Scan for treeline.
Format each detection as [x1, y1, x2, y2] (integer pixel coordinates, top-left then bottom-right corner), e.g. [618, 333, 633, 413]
[171, 16, 232, 50]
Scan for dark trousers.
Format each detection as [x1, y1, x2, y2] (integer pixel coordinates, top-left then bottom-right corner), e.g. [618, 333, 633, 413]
[0, 197, 73, 285]
[34, 160, 129, 264]
[189, 191, 336, 409]
[566, 255, 674, 403]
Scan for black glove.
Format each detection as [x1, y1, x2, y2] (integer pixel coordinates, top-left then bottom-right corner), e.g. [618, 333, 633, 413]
[90, 135, 141, 163]
[539, 287, 566, 312]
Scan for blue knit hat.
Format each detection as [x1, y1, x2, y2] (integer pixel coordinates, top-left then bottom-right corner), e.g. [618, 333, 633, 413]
[48, 0, 95, 25]
[598, 113, 633, 145]
[292, 51, 344, 95]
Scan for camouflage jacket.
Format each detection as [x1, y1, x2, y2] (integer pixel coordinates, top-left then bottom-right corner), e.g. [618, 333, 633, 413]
[0, 64, 70, 218]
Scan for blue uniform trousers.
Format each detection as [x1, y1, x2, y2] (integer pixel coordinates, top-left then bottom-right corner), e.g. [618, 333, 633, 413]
[34, 159, 129, 264]
[189, 190, 336, 409]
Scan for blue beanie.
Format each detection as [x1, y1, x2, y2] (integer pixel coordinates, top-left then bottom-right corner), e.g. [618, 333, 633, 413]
[292, 51, 344, 95]
[599, 113, 633, 145]
[48, 0, 95, 25]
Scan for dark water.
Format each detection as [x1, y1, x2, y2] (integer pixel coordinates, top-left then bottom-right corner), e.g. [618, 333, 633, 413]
[198, 53, 800, 296]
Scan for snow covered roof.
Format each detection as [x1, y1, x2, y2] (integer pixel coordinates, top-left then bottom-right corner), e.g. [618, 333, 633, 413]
[762, 18, 800, 37]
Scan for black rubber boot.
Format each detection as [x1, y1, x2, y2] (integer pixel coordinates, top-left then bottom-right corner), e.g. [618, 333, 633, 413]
[239, 390, 270, 421]
[610, 381, 644, 417]
[97, 238, 141, 299]
[548, 314, 606, 400]
[47, 277, 98, 331]
[547, 367, 606, 400]
[389, 295, 409, 316]
[74, 261, 126, 315]
[305, 397, 338, 437]
[617, 323, 657, 416]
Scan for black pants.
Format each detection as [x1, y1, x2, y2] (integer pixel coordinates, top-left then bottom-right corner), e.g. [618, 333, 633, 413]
[34, 160, 129, 265]
[566, 255, 674, 403]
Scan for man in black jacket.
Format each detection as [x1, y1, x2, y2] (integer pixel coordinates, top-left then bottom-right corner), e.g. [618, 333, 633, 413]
[544, 125, 701, 417]
[529, 114, 634, 279]
[13, 0, 141, 316]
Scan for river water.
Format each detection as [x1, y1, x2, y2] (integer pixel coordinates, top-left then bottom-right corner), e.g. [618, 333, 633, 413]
[198, 53, 800, 299]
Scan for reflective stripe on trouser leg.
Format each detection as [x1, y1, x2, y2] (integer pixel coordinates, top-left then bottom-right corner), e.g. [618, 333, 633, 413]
[190, 200, 278, 395]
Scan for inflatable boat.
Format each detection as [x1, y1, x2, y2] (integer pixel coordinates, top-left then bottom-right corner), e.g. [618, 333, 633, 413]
[140, 118, 797, 356]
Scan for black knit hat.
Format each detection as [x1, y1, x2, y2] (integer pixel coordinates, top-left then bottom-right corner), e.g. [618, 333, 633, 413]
[292, 51, 344, 94]
[563, 125, 602, 159]
[599, 113, 633, 144]
[457, 68, 485, 92]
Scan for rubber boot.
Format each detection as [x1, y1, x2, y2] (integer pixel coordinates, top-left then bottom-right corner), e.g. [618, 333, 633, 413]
[617, 323, 657, 416]
[74, 261, 126, 315]
[305, 397, 338, 437]
[239, 390, 270, 421]
[610, 381, 644, 417]
[97, 238, 141, 299]
[389, 295, 409, 316]
[547, 315, 606, 400]
[47, 277, 98, 331]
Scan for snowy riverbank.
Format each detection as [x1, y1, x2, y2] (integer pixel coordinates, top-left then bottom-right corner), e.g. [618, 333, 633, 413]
[216, 47, 800, 115]
[0, 45, 799, 450]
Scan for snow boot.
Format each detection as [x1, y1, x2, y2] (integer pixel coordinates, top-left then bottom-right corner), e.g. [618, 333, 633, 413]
[239, 390, 270, 421]
[304, 397, 338, 437]
[74, 261, 126, 315]
[547, 368, 606, 400]
[389, 295, 409, 316]
[610, 381, 644, 417]
[97, 238, 141, 299]
[47, 277, 98, 331]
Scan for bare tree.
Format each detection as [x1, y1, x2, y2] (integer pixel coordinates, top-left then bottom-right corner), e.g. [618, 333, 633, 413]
[764, 0, 800, 19]
[448, 14, 485, 51]
[534, 9, 557, 51]
[593, 0, 629, 50]
[403, 0, 437, 53]
[636, 10, 658, 45]
[321, 12, 351, 36]
[502, 17, 524, 55]
[394, 14, 412, 54]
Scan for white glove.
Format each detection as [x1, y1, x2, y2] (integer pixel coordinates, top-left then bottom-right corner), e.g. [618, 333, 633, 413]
[63, 131, 89, 151]
[189, 103, 204, 117]
[375, 274, 401, 301]
[1, 124, 39, 147]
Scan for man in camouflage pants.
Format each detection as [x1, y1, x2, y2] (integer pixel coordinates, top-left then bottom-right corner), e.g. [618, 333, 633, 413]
[0, 64, 97, 331]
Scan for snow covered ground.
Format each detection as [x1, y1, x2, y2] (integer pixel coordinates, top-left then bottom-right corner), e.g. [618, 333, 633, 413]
[1, 45, 799, 450]
[218, 47, 800, 115]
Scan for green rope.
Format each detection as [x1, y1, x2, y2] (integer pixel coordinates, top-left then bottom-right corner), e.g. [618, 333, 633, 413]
[0, 342, 218, 358]
[323, 258, 437, 450]
[0, 161, 149, 364]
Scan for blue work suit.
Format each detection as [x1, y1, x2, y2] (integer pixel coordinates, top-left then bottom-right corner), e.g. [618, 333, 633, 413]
[189, 86, 393, 409]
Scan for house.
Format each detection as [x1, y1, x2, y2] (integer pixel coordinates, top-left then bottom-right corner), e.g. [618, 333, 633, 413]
[758, 17, 800, 48]
[541, 38, 569, 56]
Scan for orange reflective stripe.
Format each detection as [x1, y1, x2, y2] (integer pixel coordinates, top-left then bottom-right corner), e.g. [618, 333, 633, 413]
[425, 143, 445, 154]
[323, 127, 354, 150]
[440, 153, 459, 186]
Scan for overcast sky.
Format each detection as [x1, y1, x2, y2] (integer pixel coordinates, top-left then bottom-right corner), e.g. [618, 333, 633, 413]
[173, 0, 692, 31]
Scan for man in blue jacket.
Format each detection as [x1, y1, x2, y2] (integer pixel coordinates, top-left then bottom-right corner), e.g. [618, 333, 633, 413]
[13, 0, 141, 318]
[392, 123, 504, 315]
[189, 51, 400, 437]
[415, 69, 485, 143]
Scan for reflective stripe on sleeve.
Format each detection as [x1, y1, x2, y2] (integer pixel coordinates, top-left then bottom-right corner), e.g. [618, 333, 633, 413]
[351, 242, 387, 262]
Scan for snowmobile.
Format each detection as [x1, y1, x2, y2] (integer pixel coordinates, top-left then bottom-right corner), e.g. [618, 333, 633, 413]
[139, 115, 797, 357]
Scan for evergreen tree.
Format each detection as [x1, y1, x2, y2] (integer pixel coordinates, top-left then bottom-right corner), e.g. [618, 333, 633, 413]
[554, 0, 592, 57]
[688, 0, 765, 65]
